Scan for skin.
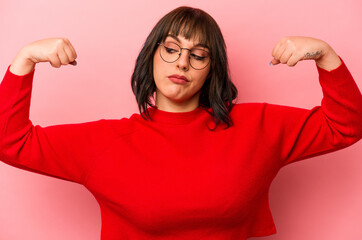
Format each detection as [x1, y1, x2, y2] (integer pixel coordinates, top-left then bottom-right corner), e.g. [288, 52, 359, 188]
[10, 38, 77, 75]
[9, 36, 342, 113]
[270, 36, 342, 70]
[153, 35, 211, 112]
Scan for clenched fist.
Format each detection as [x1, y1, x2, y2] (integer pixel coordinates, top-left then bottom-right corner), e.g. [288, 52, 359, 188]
[270, 36, 341, 71]
[10, 38, 78, 75]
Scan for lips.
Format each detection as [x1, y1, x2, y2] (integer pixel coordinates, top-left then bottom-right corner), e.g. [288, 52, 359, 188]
[168, 74, 189, 83]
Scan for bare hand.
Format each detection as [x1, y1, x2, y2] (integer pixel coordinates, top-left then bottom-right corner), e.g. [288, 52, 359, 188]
[10, 38, 78, 75]
[270, 36, 341, 70]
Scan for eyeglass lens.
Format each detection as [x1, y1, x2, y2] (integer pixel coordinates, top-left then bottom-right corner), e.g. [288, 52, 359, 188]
[160, 42, 210, 70]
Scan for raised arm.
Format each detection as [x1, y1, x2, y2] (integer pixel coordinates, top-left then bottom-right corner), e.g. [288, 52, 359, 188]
[10, 38, 77, 75]
[261, 36, 362, 165]
[270, 36, 341, 71]
[0, 39, 122, 184]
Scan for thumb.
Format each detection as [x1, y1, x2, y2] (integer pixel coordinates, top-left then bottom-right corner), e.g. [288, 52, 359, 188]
[269, 58, 280, 66]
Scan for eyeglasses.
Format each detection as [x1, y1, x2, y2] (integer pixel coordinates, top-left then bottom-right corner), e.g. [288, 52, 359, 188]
[158, 41, 210, 70]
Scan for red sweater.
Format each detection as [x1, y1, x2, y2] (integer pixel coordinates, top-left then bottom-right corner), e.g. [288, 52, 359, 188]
[0, 59, 361, 239]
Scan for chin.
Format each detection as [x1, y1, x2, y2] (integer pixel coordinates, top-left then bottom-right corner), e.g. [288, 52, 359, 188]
[166, 95, 190, 103]
[160, 89, 188, 102]
[156, 87, 200, 105]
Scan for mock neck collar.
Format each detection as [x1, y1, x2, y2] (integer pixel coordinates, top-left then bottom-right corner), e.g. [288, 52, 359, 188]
[146, 106, 207, 125]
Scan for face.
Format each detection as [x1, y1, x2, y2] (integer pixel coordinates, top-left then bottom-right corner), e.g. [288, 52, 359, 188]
[153, 34, 211, 109]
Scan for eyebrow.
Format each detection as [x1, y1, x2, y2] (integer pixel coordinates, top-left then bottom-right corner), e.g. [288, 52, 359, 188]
[166, 34, 209, 50]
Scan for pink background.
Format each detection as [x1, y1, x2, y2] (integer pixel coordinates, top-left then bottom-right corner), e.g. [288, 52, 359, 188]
[0, 0, 361, 239]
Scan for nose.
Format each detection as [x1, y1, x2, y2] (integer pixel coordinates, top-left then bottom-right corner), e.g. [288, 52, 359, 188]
[176, 49, 190, 71]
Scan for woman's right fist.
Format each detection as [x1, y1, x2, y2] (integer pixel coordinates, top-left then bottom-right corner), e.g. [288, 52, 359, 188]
[10, 38, 77, 75]
[21, 38, 77, 67]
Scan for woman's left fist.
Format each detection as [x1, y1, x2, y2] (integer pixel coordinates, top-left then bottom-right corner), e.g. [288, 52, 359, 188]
[270, 36, 337, 68]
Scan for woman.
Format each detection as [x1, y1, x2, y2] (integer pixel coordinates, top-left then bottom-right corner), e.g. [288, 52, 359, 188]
[1, 6, 361, 240]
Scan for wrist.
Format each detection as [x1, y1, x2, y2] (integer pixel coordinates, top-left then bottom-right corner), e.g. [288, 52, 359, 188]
[9, 49, 36, 76]
[315, 44, 342, 71]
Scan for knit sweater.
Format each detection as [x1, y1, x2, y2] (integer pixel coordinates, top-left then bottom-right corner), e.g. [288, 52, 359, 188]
[0, 58, 361, 239]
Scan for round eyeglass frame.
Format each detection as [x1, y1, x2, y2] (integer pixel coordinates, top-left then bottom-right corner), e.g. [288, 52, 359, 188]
[157, 42, 211, 70]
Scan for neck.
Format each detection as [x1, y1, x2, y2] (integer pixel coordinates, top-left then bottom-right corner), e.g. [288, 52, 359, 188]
[155, 91, 200, 113]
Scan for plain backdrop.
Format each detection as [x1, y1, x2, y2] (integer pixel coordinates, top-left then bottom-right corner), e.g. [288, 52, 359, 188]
[0, 0, 361, 239]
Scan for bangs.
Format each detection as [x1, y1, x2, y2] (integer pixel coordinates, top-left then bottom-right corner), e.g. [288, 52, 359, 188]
[132, 6, 236, 128]
[160, 8, 210, 48]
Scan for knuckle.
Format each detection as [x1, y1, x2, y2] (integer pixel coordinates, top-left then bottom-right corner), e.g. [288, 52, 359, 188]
[56, 38, 67, 46]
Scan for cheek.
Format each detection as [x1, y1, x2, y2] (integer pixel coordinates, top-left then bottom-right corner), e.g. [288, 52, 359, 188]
[153, 49, 166, 82]
[196, 67, 211, 87]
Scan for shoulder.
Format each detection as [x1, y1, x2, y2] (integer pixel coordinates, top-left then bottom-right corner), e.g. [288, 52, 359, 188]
[229, 102, 309, 125]
[229, 102, 267, 119]
[230, 102, 307, 116]
[73, 115, 139, 138]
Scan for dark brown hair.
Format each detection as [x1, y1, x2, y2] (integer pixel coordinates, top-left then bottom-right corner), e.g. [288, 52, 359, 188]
[131, 6, 238, 129]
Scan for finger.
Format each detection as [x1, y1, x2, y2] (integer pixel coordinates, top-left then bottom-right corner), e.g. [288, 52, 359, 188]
[271, 38, 289, 66]
[49, 53, 62, 68]
[57, 49, 70, 65]
[270, 58, 280, 66]
[64, 39, 77, 59]
[63, 45, 76, 64]
[271, 42, 280, 58]
[64, 38, 77, 63]
[271, 38, 285, 57]
[272, 40, 288, 62]
[275, 45, 288, 62]
[279, 48, 293, 64]
[64, 40, 77, 66]
[286, 53, 302, 67]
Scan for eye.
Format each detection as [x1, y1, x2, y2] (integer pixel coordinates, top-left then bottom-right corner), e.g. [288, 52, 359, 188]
[162, 42, 180, 54]
[190, 53, 206, 61]
[164, 46, 178, 54]
[190, 49, 209, 61]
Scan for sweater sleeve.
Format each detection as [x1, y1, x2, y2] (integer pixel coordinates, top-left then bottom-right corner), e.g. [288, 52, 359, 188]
[259, 57, 362, 166]
[0, 66, 125, 184]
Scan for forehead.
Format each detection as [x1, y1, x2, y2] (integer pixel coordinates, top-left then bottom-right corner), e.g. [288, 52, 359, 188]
[165, 34, 209, 49]
[162, 20, 210, 46]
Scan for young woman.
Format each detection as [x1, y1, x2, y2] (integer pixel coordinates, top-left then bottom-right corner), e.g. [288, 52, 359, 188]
[1, 6, 361, 240]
